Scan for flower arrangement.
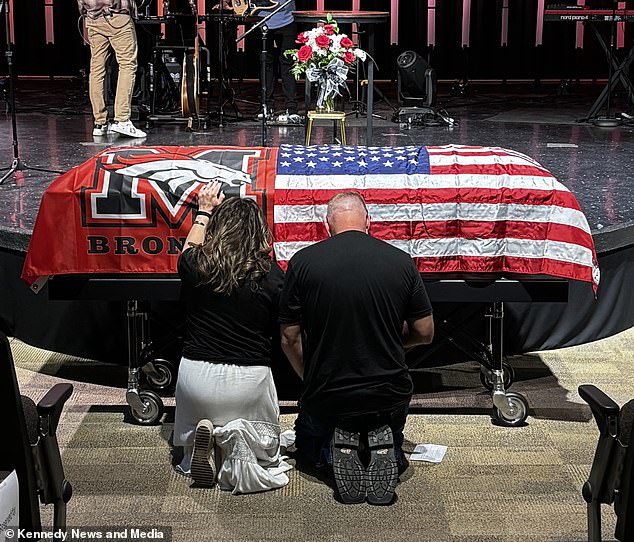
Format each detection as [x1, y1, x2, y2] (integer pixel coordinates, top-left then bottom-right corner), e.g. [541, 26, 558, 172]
[284, 13, 367, 112]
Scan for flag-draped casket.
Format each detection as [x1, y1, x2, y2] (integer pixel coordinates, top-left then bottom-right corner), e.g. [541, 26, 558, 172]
[21, 145, 600, 291]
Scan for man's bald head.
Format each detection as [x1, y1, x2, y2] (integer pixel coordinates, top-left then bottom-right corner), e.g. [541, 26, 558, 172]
[325, 192, 370, 236]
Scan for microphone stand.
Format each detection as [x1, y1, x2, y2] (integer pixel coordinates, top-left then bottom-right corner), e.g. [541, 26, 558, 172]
[0, 0, 63, 185]
[217, 1, 226, 127]
[236, 0, 293, 146]
[593, 0, 622, 127]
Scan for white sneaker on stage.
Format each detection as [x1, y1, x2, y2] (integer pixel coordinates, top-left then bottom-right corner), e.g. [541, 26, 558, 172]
[111, 120, 147, 138]
[92, 123, 110, 136]
[276, 110, 303, 125]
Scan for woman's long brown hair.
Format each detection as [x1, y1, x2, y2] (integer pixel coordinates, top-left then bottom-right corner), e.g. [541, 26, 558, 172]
[190, 197, 272, 294]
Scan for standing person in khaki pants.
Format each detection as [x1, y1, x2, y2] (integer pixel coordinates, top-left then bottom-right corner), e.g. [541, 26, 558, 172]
[77, 0, 146, 138]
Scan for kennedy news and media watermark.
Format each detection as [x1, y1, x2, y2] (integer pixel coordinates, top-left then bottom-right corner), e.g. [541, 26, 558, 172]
[3, 527, 172, 542]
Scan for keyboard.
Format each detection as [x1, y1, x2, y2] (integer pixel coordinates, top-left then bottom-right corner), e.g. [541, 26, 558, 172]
[544, 6, 634, 22]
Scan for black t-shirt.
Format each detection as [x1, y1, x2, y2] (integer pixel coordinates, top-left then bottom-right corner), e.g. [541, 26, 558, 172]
[279, 231, 433, 417]
[178, 249, 284, 366]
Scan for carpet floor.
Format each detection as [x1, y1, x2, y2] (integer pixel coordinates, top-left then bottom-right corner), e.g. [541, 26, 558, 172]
[12, 327, 634, 542]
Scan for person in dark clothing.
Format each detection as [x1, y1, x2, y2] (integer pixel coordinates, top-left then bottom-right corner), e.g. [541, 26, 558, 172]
[279, 192, 434, 505]
[257, 0, 300, 122]
[174, 184, 292, 494]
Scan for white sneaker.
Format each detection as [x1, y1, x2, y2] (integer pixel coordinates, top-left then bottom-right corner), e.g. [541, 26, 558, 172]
[191, 419, 216, 488]
[92, 123, 110, 136]
[111, 120, 147, 138]
[256, 110, 273, 121]
[276, 110, 303, 125]
[287, 112, 303, 125]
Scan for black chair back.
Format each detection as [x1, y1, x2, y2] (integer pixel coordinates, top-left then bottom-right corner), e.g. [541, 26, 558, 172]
[0, 332, 42, 530]
[580, 384, 634, 542]
[615, 401, 634, 542]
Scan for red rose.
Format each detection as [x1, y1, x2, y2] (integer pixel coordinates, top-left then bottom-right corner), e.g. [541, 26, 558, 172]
[343, 51, 356, 64]
[340, 37, 354, 49]
[315, 34, 331, 48]
[297, 45, 313, 62]
[323, 24, 335, 36]
[296, 32, 309, 44]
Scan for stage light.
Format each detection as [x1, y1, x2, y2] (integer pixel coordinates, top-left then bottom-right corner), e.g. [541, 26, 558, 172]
[394, 50, 453, 127]
[396, 50, 437, 108]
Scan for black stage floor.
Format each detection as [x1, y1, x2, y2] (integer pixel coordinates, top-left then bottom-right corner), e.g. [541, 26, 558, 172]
[1, 80, 633, 255]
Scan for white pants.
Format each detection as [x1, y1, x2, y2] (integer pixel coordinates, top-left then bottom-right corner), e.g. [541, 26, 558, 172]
[174, 357, 291, 494]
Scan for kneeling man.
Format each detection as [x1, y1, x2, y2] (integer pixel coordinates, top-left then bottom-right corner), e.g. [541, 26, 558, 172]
[280, 192, 434, 505]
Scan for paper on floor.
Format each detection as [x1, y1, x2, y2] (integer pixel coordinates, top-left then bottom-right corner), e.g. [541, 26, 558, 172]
[410, 443, 448, 463]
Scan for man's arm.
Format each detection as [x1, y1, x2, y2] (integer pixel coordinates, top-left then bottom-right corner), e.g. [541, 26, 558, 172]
[403, 315, 434, 348]
[402, 258, 434, 348]
[280, 323, 304, 380]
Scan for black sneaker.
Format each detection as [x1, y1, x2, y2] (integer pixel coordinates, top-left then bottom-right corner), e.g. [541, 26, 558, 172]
[398, 455, 410, 477]
[366, 425, 399, 505]
[331, 428, 366, 504]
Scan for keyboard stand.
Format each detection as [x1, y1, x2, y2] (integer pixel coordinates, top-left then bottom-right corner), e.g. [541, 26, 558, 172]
[581, 23, 634, 122]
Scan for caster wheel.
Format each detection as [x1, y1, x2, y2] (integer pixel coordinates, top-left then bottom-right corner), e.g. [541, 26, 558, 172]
[145, 359, 175, 391]
[480, 362, 515, 391]
[130, 390, 164, 425]
[492, 392, 529, 427]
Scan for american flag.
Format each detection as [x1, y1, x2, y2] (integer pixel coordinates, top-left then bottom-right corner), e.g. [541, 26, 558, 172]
[272, 144, 600, 288]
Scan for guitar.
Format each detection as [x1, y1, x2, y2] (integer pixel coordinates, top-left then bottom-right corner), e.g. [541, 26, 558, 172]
[230, 0, 279, 16]
[231, 0, 250, 16]
[181, 0, 200, 127]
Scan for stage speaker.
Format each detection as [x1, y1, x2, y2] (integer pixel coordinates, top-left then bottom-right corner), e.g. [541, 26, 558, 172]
[105, 57, 149, 117]
[397, 50, 437, 108]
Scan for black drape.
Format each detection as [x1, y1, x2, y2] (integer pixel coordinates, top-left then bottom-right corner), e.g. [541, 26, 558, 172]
[1, 0, 631, 81]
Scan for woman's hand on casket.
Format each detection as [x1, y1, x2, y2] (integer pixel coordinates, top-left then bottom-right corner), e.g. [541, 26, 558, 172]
[198, 181, 225, 212]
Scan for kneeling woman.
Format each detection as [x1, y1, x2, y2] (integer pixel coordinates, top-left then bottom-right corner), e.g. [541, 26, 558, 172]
[174, 182, 291, 493]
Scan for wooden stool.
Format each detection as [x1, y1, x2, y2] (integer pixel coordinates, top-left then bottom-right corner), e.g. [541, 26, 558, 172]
[305, 111, 347, 145]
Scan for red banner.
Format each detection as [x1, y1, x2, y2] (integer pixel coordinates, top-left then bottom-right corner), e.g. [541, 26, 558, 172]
[22, 146, 277, 285]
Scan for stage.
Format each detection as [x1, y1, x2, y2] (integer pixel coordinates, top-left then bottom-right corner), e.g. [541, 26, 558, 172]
[1, 79, 634, 374]
[1, 80, 633, 253]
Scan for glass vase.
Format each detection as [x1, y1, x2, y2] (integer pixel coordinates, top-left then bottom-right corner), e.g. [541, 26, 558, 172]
[317, 95, 336, 113]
